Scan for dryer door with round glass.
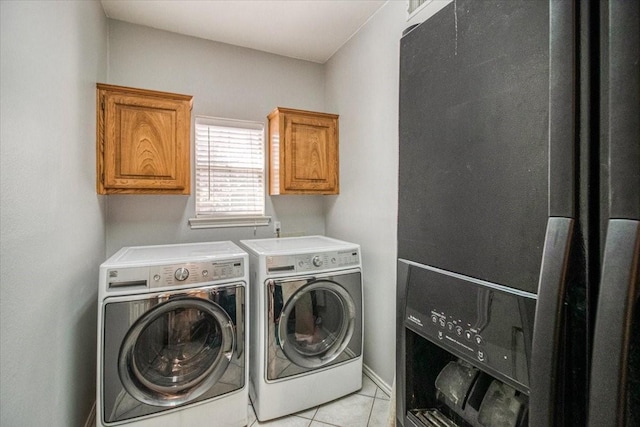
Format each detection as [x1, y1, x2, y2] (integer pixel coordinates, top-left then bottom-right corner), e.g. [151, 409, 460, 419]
[101, 284, 245, 424]
[266, 270, 362, 381]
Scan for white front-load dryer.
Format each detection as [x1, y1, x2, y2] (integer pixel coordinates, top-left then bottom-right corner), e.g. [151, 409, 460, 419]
[96, 241, 248, 427]
[240, 236, 363, 422]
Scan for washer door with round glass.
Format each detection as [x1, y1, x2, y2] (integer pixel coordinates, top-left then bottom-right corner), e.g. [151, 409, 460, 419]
[266, 271, 362, 381]
[102, 284, 245, 424]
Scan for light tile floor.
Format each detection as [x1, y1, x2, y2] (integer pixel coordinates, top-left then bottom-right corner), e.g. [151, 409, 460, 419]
[248, 374, 392, 427]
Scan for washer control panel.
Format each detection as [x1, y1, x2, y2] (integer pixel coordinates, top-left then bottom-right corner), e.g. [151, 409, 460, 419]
[149, 259, 244, 288]
[266, 249, 359, 274]
[107, 258, 244, 290]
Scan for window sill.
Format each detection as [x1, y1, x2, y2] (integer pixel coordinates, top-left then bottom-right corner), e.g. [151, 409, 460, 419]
[188, 215, 271, 229]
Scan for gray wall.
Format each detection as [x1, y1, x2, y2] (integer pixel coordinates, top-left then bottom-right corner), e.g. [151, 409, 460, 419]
[324, 0, 450, 387]
[105, 20, 328, 256]
[324, 0, 405, 388]
[0, 1, 107, 425]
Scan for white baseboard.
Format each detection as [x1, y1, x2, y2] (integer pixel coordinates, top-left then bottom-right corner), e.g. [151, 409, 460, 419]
[84, 401, 96, 427]
[362, 364, 393, 397]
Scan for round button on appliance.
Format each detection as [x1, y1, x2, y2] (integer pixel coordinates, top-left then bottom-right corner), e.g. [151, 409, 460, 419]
[312, 256, 322, 267]
[174, 267, 189, 281]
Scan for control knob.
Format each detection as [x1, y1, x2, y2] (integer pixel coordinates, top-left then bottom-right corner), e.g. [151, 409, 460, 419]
[312, 256, 322, 267]
[174, 267, 189, 281]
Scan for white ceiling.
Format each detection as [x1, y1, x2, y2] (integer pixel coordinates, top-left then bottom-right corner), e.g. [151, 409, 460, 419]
[100, 0, 387, 64]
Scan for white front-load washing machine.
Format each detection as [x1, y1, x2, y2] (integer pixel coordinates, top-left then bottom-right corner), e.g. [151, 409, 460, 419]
[96, 241, 249, 427]
[240, 235, 363, 421]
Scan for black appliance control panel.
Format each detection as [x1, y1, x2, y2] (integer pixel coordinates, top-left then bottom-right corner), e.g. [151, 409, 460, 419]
[403, 261, 536, 394]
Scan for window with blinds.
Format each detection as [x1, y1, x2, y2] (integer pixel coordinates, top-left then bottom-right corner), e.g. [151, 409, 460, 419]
[189, 116, 270, 229]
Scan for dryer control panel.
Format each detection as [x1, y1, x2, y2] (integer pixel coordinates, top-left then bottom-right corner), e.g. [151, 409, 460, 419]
[266, 249, 360, 274]
[107, 258, 245, 290]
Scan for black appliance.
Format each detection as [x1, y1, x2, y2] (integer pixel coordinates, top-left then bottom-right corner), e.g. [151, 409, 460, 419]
[396, 1, 639, 427]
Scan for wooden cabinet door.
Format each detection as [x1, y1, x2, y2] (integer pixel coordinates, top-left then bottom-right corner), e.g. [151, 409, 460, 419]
[97, 84, 192, 194]
[269, 108, 339, 195]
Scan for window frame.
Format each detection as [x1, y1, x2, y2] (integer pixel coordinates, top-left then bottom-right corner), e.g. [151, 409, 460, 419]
[188, 115, 270, 229]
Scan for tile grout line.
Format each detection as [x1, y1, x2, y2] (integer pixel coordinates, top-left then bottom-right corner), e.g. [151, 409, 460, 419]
[365, 394, 376, 427]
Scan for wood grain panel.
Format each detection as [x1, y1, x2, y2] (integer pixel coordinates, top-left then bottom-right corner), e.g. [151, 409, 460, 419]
[118, 106, 175, 178]
[97, 84, 192, 194]
[268, 107, 339, 195]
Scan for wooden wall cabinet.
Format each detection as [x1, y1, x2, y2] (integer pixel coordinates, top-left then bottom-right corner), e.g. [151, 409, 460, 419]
[268, 107, 339, 195]
[96, 84, 193, 194]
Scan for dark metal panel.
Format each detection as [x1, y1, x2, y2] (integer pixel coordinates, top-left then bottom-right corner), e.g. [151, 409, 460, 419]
[588, 0, 640, 424]
[608, 0, 640, 220]
[548, 0, 577, 218]
[398, 0, 549, 294]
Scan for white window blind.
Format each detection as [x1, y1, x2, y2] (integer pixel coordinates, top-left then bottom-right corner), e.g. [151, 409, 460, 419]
[189, 116, 269, 229]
